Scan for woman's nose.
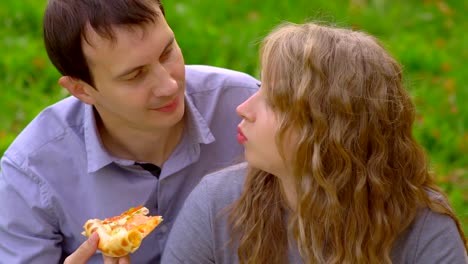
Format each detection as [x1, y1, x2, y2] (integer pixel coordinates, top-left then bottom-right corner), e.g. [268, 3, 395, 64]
[236, 92, 256, 121]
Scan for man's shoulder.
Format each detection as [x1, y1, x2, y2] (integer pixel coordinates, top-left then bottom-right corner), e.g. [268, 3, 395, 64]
[3, 96, 86, 163]
[185, 65, 257, 80]
[182, 66, 257, 131]
[185, 65, 259, 94]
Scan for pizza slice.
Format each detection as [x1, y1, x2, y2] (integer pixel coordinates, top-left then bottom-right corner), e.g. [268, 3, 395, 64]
[81, 205, 163, 257]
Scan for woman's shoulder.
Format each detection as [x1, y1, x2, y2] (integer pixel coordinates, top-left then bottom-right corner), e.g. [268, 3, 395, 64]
[201, 162, 248, 190]
[203, 162, 248, 181]
[392, 207, 467, 263]
[197, 162, 248, 207]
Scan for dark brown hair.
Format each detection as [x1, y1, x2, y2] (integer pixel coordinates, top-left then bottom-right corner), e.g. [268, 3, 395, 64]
[43, 0, 164, 86]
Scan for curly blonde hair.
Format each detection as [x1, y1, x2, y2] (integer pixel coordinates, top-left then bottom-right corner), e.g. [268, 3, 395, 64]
[229, 22, 467, 263]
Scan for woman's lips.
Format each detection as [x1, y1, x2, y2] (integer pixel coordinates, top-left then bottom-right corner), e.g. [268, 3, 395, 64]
[237, 127, 247, 144]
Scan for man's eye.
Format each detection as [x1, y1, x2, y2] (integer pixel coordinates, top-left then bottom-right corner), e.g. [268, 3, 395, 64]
[161, 48, 173, 60]
[126, 69, 143, 81]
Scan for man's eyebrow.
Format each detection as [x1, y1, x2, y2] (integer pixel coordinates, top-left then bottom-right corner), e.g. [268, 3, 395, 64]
[114, 65, 143, 80]
[114, 36, 175, 80]
[163, 36, 175, 53]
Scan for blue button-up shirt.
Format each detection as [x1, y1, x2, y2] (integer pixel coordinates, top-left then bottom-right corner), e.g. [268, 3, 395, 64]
[0, 65, 258, 263]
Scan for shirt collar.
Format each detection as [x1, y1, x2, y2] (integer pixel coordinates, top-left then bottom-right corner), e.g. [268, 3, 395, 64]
[84, 93, 215, 174]
[84, 104, 120, 173]
[184, 93, 215, 145]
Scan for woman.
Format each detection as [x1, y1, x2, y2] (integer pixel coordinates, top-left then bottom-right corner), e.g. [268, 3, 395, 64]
[161, 22, 467, 263]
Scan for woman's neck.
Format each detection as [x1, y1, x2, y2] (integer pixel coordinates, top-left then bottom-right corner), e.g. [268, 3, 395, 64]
[279, 174, 297, 211]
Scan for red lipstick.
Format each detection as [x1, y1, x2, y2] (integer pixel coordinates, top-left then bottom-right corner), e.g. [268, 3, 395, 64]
[237, 127, 247, 144]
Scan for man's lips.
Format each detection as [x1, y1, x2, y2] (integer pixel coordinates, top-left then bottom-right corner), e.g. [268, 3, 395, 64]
[153, 97, 179, 112]
[237, 127, 247, 144]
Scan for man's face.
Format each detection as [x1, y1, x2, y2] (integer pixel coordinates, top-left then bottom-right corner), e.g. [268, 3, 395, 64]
[82, 13, 185, 133]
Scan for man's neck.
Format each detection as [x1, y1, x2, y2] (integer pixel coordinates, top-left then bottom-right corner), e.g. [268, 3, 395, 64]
[97, 116, 185, 166]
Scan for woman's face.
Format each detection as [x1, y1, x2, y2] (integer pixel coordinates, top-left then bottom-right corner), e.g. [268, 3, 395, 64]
[236, 85, 290, 177]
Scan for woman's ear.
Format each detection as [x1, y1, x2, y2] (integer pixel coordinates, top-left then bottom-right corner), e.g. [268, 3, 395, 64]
[58, 76, 96, 105]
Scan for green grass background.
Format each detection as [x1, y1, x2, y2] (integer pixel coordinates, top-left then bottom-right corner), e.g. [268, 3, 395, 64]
[1, 0, 466, 232]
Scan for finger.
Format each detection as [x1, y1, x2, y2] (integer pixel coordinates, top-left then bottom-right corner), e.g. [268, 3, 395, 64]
[103, 256, 119, 264]
[64, 232, 99, 264]
[119, 255, 131, 264]
[103, 255, 131, 264]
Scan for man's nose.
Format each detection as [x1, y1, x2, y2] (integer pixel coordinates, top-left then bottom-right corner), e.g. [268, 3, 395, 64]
[151, 64, 178, 97]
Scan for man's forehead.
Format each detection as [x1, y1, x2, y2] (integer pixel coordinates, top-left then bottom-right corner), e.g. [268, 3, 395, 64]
[81, 21, 161, 69]
[81, 17, 174, 80]
[83, 22, 151, 50]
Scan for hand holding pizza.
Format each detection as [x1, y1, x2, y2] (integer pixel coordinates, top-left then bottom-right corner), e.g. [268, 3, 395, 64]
[64, 232, 131, 264]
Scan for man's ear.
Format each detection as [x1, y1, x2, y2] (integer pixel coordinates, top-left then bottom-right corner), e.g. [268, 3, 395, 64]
[58, 76, 96, 105]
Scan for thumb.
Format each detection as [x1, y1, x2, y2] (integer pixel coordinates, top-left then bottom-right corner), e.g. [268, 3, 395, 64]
[64, 232, 100, 264]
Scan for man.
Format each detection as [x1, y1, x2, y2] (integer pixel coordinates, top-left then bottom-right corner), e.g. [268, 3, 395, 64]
[0, 0, 257, 263]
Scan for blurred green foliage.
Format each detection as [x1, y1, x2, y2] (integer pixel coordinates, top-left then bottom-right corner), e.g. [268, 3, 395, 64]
[0, 0, 466, 232]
